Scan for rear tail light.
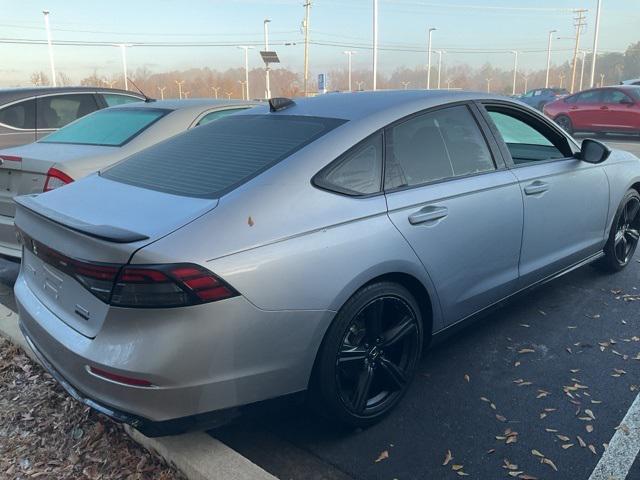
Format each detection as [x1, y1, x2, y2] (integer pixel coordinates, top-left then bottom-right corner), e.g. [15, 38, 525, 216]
[88, 366, 153, 387]
[19, 230, 238, 308]
[0, 155, 22, 163]
[44, 167, 74, 192]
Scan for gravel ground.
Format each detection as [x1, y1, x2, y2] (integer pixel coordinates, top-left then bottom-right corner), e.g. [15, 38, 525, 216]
[0, 336, 185, 480]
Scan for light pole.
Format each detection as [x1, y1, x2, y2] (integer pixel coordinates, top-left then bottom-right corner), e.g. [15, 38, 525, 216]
[600, 73, 605, 87]
[520, 72, 529, 93]
[427, 27, 436, 89]
[264, 19, 271, 99]
[435, 50, 444, 89]
[579, 50, 588, 91]
[343, 50, 357, 91]
[238, 80, 247, 100]
[175, 80, 185, 99]
[401, 81, 410, 90]
[118, 44, 131, 90]
[372, 0, 378, 90]
[103, 79, 117, 88]
[356, 80, 365, 91]
[446, 79, 453, 90]
[225, 92, 232, 99]
[559, 73, 565, 88]
[211, 86, 220, 99]
[511, 50, 519, 95]
[183, 91, 190, 99]
[590, 0, 602, 87]
[486, 78, 492, 93]
[157, 86, 166, 100]
[237, 46, 253, 100]
[545, 29, 557, 88]
[42, 11, 56, 86]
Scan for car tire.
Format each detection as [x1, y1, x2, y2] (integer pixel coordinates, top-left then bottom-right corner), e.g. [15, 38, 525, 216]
[311, 281, 423, 428]
[596, 189, 640, 273]
[555, 115, 573, 134]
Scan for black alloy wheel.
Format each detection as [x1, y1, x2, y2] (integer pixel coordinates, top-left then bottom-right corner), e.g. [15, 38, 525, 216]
[313, 282, 423, 427]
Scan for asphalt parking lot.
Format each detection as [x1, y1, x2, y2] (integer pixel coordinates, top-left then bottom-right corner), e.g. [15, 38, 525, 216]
[0, 135, 639, 480]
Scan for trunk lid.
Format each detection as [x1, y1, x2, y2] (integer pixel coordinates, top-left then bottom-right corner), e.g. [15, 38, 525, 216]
[15, 174, 217, 337]
[0, 142, 115, 217]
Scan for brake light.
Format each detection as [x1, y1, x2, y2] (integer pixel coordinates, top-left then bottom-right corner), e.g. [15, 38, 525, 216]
[44, 167, 73, 192]
[0, 155, 22, 162]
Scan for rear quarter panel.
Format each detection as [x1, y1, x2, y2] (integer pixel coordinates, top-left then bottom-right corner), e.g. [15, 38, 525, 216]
[602, 150, 640, 233]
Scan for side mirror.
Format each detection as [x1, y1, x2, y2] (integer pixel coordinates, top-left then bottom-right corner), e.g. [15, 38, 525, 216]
[579, 138, 611, 164]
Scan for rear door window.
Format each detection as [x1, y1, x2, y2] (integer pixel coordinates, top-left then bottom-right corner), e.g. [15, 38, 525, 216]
[575, 90, 603, 104]
[39, 108, 168, 146]
[601, 90, 632, 104]
[0, 99, 36, 129]
[36, 94, 99, 129]
[102, 114, 346, 198]
[384, 105, 495, 189]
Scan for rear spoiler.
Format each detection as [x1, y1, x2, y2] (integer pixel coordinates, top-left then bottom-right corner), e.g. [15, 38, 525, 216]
[15, 195, 150, 244]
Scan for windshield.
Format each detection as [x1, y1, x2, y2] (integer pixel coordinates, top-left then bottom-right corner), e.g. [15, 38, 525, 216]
[102, 114, 346, 198]
[39, 108, 169, 146]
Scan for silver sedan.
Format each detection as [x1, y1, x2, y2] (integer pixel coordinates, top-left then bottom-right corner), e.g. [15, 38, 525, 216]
[0, 98, 256, 258]
[13, 91, 640, 436]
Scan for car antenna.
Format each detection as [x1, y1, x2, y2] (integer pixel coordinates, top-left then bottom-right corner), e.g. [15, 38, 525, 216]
[127, 77, 156, 103]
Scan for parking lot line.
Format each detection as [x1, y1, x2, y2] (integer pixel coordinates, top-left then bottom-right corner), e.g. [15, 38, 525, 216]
[589, 391, 640, 480]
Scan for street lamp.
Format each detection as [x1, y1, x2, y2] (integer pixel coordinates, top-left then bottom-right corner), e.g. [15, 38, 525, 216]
[427, 27, 436, 89]
[519, 72, 529, 93]
[446, 79, 453, 90]
[117, 44, 132, 90]
[263, 19, 271, 99]
[485, 78, 492, 93]
[401, 81, 410, 90]
[545, 29, 557, 88]
[559, 73, 565, 88]
[238, 80, 247, 100]
[157, 86, 166, 100]
[511, 50, 519, 95]
[343, 50, 357, 92]
[175, 80, 185, 99]
[579, 50, 588, 91]
[590, 0, 602, 88]
[42, 11, 56, 86]
[356, 80, 365, 91]
[599, 73, 605, 87]
[434, 50, 444, 89]
[211, 86, 220, 99]
[372, 0, 378, 90]
[237, 46, 253, 100]
[225, 92, 232, 99]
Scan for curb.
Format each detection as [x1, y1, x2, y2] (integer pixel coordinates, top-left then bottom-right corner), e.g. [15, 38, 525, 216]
[0, 302, 277, 480]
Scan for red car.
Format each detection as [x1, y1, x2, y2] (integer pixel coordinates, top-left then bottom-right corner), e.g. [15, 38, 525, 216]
[543, 85, 640, 135]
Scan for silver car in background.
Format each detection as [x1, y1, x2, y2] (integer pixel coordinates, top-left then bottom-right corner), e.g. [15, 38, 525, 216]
[13, 91, 640, 436]
[0, 99, 255, 258]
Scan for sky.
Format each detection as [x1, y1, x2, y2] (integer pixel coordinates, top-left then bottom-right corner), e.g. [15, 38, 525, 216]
[0, 0, 638, 86]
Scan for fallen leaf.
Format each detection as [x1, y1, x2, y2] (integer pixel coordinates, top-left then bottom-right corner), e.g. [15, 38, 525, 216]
[443, 450, 453, 466]
[375, 450, 389, 463]
[496, 414, 507, 422]
[531, 449, 544, 458]
[542, 458, 558, 471]
[586, 425, 594, 433]
[556, 435, 570, 442]
[562, 444, 574, 449]
[464, 374, 470, 383]
[452, 464, 464, 471]
[577, 436, 586, 447]
[518, 348, 535, 354]
[588, 445, 597, 455]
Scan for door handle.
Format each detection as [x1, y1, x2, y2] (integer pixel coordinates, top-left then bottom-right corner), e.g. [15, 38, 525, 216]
[600, 106, 609, 110]
[569, 106, 578, 110]
[408, 206, 448, 225]
[524, 181, 549, 195]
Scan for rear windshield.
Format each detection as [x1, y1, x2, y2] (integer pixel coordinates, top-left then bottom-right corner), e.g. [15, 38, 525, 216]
[102, 114, 346, 198]
[39, 108, 168, 146]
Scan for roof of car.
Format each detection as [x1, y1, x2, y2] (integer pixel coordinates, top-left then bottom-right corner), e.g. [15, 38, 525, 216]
[110, 98, 258, 111]
[245, 90, 506, 122]
[0, 86, 144, 104]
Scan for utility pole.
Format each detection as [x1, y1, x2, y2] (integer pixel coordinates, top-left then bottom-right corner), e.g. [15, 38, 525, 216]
[157, 86, 166, 100]
[511, 50, 519, 95]
[372, 0, 378, 90]
[344, 50, 357, 91]
[579, 50, 588, 91]
[570, 9, 587, 93]
[264, 19, 271, 99]
[175, 80, 185, 99]
[486, 78, 491, 93]
[435, 50, 444, 89]
[590, 0, 602, 87]
[427, 27, 436, 89]
[238, 46, 253, 100]
[303, 1, 312, 96]
[118, 44, 130, 90]
[42, 11, 57, 86]
[545, 29, 557, 88]
[211, 86, 220, 98]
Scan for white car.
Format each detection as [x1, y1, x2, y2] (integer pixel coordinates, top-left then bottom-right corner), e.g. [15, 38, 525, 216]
[0, 98, 256, 258]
